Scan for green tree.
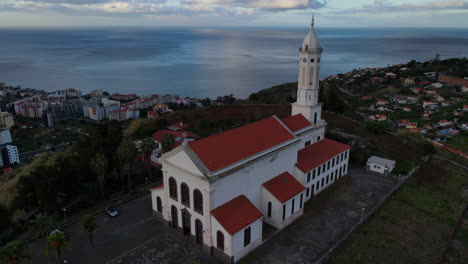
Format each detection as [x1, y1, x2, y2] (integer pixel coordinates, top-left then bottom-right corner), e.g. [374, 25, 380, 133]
[0, 240, 30, 264]
[0, 204, 10, 231]
[161, 134, 175, 152]
[45, 230, 71, 264]
[90, 153, 109, 199]
[80, 214, 97, 248]
[366, 121, 391, 135]
[117, 139, 137, 191]
[141, 137, 155, 179]
[140, 137, 155, 162]
[28, 213, 56, 239]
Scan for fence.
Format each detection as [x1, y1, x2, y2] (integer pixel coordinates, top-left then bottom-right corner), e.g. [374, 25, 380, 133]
[315, 156, 429, 264]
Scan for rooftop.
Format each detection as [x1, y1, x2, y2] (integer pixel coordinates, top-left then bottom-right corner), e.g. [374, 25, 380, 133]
[188, 117, 295, 172]
[211, 195, 263, 235]
[263, 172, 305, 203]
[281, 114, 312, 132]
[296, 138, 351, 173]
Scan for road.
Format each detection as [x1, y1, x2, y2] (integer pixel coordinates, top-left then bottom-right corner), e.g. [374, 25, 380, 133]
[25, 194, 196, 264]
[25, 164, 397, 264]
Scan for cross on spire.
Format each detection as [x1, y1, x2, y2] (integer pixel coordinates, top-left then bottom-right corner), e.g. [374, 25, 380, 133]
[311, 14, 315, 27]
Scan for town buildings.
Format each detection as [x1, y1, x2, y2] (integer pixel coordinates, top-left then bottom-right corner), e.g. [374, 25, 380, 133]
[366, 156, 395, 176]
[13, 97, 47, 118]
[0, 112, 14, 129]
[0, 144, 20, 167]
[108, 108, 140, 121]
[150, 20, 350, 263]
[0, 129, 13, 145]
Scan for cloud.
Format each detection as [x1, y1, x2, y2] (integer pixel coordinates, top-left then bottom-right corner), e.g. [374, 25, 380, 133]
[0, 0, 328, 16]
[183, 0, 328, 11]
[336, 0, 468, 14]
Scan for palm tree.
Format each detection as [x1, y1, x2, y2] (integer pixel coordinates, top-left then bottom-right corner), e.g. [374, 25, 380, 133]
[45, 229, 71, 264]
[140, 137, 155, 179]
[161, 134, 175, 153]
[28, 213, 56, 239]
[90, 153, 108, 199]
[0, 240, 30, 264]
[81, 214, 97, 248]
[117, 139, 137, 191]
[141, 137, 155, 162]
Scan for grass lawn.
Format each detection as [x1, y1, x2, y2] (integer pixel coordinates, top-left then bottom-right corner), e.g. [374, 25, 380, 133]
[329, 158, 468, 264]
[444, 134, 468, 153]
[13, 126, 79, 152]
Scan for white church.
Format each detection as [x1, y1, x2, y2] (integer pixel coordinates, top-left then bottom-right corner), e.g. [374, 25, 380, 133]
[150, 19, 351, 264]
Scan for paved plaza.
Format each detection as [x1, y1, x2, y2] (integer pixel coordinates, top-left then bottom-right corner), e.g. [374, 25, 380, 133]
[25, 165, 397, 264]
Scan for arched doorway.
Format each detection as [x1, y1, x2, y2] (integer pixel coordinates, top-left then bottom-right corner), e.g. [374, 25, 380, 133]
[182, 209, 191, 237]
[156, 197, 162, 213]
[171, 206, 178, 229]
[195, 219, 203, 244]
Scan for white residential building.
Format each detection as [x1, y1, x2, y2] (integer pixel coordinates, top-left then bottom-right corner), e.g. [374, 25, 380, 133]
[149, 20, 351, 264]
[366, 156, 395, 176]
[0, 144, 20, 166]
[0, 129, 12, 145]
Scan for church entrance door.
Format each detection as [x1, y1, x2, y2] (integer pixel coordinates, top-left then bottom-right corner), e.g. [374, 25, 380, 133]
[171, 206, 178, 229]
[195, 219, 203, 244]
[182, 210, 191, 237]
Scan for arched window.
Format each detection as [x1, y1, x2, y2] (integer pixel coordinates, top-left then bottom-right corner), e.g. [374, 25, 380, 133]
[193, 189, 203, 215]
[217, 231, 224, 251]
[181, 183, 190, 207]
[169, 177, 177, 200]
[267, 202, 272, 218]
[244, 227, 251, 247]
[156, 197, 162, 213]
[314, 112, 317, 123]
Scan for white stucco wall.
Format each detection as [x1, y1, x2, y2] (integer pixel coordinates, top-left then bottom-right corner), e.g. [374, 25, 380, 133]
[260, 188, 282, 228]
[294, 149, 350, 201]
[162, 157, 212, 246]
[295, 125, 325, 148]
[231, 218, 263, 263]
[367, 162, 394, 175]
[211, 216, 233, 256]
[261, 187, 304, 230]
[210, 142, 302, 214]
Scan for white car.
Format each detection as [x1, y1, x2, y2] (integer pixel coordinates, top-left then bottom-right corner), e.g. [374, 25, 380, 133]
[105, 207, 119, 217]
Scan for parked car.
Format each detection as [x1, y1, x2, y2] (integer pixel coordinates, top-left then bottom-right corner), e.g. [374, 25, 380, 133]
[105, 207, 119, 217]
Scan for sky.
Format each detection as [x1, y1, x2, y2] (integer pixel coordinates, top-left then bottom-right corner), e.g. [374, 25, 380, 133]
[0, 0, 468, 28]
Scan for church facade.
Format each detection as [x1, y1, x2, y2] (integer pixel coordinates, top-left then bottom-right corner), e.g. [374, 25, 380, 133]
[150, 19, 351, 264]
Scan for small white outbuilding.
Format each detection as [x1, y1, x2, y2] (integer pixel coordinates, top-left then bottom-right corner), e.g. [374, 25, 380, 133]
[366, 156, 396, 176]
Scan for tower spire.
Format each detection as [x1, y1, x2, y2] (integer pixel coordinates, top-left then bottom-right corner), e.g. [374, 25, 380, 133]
[311, 14, 314, 27]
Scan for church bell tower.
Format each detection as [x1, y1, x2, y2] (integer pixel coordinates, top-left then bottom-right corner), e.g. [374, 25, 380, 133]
[291, 16, 323, 124]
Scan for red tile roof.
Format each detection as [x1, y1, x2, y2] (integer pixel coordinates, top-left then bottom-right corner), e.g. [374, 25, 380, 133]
[263, 172, 305, 203]
[296, 138, 351, 173]
[281, 114, 312, 132]
[149, 184, 163, 191]
[211, 195, 263, 235]
[189, 117, 295, 172]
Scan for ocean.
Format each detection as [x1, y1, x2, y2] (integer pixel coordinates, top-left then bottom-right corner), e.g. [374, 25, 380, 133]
[0, 27, 467, 98]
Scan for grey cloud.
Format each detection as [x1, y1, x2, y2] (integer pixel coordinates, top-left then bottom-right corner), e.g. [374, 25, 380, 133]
[14, 0, 166, 5]
[335, 0, 468, 15]
[182, 0, 328, 12]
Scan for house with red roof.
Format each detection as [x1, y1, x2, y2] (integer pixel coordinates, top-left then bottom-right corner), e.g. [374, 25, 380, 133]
[411, 87, 424, 94]
[376, 99, 389, 106]
[168, 121, 189, 131]
[149, 21, 351, 264]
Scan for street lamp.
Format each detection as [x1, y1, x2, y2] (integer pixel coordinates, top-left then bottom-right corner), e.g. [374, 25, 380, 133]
[360, 207, 365, 223]
[145, 177, 148, 186]
[62, 208, 67, 222]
